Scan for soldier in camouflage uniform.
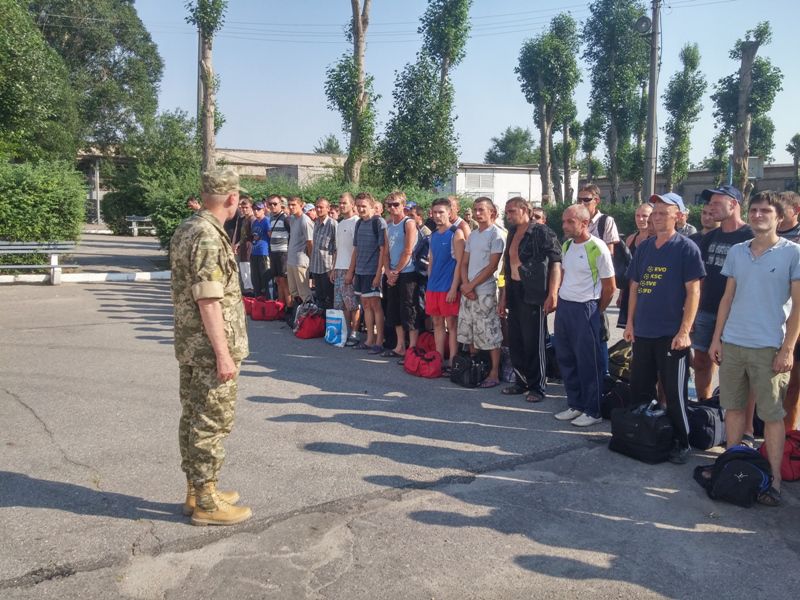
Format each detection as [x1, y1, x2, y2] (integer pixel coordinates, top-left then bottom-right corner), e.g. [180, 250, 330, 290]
[170, 167, 252, 526]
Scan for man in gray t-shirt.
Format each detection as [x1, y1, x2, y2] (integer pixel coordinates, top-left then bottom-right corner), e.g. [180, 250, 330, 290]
[457, 197, 507, 386]
[285, 196, 314, 304]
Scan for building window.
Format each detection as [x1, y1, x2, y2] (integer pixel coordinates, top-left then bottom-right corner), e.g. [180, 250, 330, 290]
[463, 191, 493, 200]
[465, 172, 494, 189]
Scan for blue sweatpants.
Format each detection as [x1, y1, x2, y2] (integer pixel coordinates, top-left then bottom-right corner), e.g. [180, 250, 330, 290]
[554, 299, 604, 418]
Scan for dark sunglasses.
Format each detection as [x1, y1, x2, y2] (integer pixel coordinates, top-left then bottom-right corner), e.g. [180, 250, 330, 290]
[577, 196, 595, 203]
[532, 213, 543, 220]
[386, 202, 401, 208]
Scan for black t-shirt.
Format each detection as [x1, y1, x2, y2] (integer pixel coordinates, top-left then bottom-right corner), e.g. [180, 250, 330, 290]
[778, 222, 800, 244]
[698, 224, 753, 313]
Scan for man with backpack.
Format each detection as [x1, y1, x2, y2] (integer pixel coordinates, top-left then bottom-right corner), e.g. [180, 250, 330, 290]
[457, 197, 506, 388]
[347, 192, 387, 353]
[623, 192, 705, 464]
[382, 191, 419, 357]
[708, 191, 800, 506]
[554, 204, 616, 426]
[499, 196, 562, 403]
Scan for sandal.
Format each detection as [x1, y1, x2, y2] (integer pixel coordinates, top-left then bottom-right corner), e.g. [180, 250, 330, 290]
[742, 434, 756, 448]
[501, 384, 526, 395]
[439, 366, 451, 378]
[526, 391, 545, 403]
[353, 342, 369, 350]
[478, 378, 500, 389]
[757, 486, 781, 507]
[367, 345, 384, 354]
[381, 349, 404, 358]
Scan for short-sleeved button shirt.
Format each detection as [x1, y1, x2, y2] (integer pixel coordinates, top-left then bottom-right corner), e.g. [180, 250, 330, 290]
[170, 210, 249, 367]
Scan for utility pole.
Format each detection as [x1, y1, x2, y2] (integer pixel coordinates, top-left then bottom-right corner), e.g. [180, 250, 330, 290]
[196, 29, 203, 125]
[643, 0, 661, 198]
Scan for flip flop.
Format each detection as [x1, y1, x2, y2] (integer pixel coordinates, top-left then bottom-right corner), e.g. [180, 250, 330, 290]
[478, 378, 500, 389]
[353, 342, 369, 350]
[757, 486, 781, 507]
[381, 349, 404, 358]
[367, 345, 384, 354]
[501, 384, 526, 395]
[526, 391, 545, 403]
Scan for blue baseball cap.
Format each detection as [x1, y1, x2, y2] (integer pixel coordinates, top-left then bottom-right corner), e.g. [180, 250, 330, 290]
[700, 184, 744, 204]
[649, 192, 686, 212]
[404, 201, 418, 211]
[302, 203, 315, 214]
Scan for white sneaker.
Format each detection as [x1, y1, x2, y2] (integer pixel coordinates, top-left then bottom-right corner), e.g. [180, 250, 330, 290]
[554, 408, 583, 421]
[572, 414, 603, 427]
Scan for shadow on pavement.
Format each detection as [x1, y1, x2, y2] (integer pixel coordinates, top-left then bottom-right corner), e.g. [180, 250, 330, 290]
[88, 282, 174, 346]
[0, 471, 183, 522]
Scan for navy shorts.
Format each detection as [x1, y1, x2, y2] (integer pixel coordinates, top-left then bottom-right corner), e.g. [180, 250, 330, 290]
[691, 310, 716, 353]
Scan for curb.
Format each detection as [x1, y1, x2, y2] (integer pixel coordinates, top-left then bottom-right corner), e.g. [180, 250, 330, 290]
[0, 271, 171, 284]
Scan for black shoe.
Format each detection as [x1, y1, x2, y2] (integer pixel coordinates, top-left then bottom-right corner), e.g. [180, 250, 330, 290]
[668, 444, 690, 465]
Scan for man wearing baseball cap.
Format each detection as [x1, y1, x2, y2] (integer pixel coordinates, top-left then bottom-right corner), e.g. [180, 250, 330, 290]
[170, 167, 252, 525]
[623, 192, 705, 464]
[692, 185, 753, 420]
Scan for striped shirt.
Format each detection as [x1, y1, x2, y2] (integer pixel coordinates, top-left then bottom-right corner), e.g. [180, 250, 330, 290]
[309, 216, 337, 274]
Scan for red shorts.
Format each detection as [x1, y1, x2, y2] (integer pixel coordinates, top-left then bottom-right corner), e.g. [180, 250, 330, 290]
[425, 290, 460, 317]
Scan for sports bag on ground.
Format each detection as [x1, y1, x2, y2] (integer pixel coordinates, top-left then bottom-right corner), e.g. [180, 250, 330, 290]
[243, 296, 255, 316]
[600, 380, 633, 420]
[251, 299, 285, 321]
[292, 300, 321, 330]
[687, 398, 726, 450]
[694, 445, 772, 507]
[403, 347, 443, 378]
[759, 430, 800, 482]
[608, 401, 673, 464]
[295, 313, 325, 339]
[608, 339, 632, 382]
[449, 353, 490, 388]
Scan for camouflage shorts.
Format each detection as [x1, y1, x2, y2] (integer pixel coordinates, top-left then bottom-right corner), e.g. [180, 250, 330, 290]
[457, 293, 503, 350]
[178, 363, 239, 485]
[333, 269, 358, 312]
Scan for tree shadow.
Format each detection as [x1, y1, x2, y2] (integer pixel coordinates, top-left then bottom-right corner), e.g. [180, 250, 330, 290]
[87, 282, 174, 345]
[0, 471, 183, 522]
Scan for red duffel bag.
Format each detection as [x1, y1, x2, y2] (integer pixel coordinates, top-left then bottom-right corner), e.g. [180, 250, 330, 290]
[251, 299, 285, 321]
[403, 347, 443, 378]
[295, 313, 325, 339]
[416, 330, 449, 359]
[243, 296, 255, 316]
[759, 430, 800, 482]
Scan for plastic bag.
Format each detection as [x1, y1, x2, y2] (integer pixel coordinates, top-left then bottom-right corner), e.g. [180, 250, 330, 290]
[324, 309, 348, 347]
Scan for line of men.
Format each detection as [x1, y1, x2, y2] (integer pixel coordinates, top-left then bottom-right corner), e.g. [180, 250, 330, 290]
[182, 171, 799, 527]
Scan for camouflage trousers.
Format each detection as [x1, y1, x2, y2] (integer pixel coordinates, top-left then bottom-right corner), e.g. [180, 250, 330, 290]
[178, 363, 239, 485]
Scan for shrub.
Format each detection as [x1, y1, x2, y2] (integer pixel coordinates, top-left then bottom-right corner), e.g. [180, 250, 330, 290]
[151, 196, 193, 249]
[100, 189, 148, 235]
[0, 160, 85, 266]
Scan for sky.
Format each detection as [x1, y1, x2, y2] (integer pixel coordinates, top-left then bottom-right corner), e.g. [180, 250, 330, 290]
[135, 0, 798, 167]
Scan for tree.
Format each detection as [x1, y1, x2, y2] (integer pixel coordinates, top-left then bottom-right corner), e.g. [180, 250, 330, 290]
[581, 108, 604, 181]
[186, 0, 227, 173]
[378, 55, 458, 188]
[583, 0, 649, 202]
[711, 22, 783, 193]
[484, 127, 539, 165]
[0, 0, 80, 161]
[314, 134, 344, 155]
[29, 0, 163, 151]
[661, 44, 707, 192]
[419, 0, 472, 101]
[324, 49, 377, 184]
[555, 118, 581, 202]
[702, 131, 730, 187]
[516, 13, 580, 205]
[788, 133, 800, 192]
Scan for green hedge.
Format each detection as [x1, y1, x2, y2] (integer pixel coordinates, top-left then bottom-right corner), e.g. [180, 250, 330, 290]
[100, 189, 148, 235]
[0, 161, 85, 267]
[542, 202, 702, 240]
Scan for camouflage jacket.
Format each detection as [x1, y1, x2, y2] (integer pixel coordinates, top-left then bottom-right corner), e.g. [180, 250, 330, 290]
[170, 210, 249, 367]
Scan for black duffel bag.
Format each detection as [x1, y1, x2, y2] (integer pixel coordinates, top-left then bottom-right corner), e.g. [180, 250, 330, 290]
[609, 401, 674, 464]
[450, 353, 490, 388]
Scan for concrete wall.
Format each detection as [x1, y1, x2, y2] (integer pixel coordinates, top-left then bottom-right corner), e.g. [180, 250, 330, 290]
[586, 163, 798, 205]
[216, 148, 344, 183]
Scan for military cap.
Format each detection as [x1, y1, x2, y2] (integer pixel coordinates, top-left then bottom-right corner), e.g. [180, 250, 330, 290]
[201, 168, 248, 195]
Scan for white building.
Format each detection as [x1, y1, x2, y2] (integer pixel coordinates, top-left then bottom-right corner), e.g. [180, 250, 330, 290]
[442, 163, 581, 206]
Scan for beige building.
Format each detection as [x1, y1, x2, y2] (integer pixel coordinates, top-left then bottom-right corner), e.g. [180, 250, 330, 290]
[216, 148, 344, 185]
[587, 163, 798, 205]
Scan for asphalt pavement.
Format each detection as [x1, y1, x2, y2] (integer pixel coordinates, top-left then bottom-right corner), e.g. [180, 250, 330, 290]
[0, 281, 798, 599]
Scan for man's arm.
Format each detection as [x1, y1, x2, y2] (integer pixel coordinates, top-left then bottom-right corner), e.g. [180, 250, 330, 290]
[672, 279, 700, 350]
[598, 276, 616, 313]
[346, 244, 357, 285]
[393, 219, 416, 273]
[197, 299, 236, 382]
[373, 236, 387, 288]
[448, 231, 466, 302]
[708, 277, 737, 365]
[543, 260, 561, 313]
[774, 280, 800, 373]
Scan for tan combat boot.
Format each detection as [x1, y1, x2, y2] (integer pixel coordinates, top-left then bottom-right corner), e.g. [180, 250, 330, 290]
[183, 481, 241, 516]
[190, 481, 252, 526]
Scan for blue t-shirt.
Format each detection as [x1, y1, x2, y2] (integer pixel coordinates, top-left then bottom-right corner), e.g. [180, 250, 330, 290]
[721, 237, 800, 349]
[353, 216, 387, 276]
[626, 233, 705, 338]
[428, 226, 457, 293]
[250, 217, 271, 256]
[387, 217, 416, 273]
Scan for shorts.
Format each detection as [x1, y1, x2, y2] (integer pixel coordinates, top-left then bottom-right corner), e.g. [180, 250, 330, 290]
[425, 290, 460, 318]
[691, 309, 716, 352]
[457, 293, 502, 350]
[384, 271, 419, 329]
[270, 251, 288, 277]
[333, 269, 358, 311]
[719, 342, 788, 422]
[287, 265, 311, 302]
[354, 273, 382, 298]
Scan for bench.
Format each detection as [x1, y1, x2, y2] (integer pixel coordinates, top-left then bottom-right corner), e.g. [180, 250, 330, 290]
[0, 241, 77, 285]
[126, 215, 156, 237]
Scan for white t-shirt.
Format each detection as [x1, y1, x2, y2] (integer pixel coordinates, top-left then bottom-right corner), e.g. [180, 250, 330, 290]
[464, 224, 506, 295]
[334, 215, 359, 270]
[558, 234, 614, 303]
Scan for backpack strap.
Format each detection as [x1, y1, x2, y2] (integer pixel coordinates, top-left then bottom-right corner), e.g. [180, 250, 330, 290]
[598, 214, 609, 241]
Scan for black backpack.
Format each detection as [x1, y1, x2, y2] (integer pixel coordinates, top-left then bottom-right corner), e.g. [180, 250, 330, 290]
[450, 353, 490, 388]
[598, 213, 632, 288]
[600, 380, 633, 420]
[693, 445, 772, 507]
[413, 226, 431, 276]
